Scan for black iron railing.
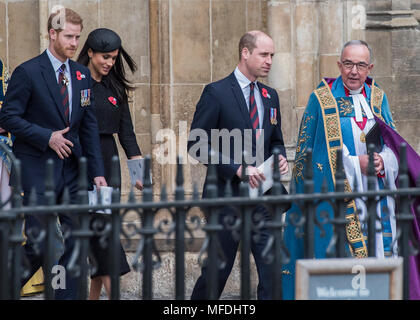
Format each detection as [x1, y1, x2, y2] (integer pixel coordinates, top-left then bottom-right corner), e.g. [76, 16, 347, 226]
[0, 142, 419, 300]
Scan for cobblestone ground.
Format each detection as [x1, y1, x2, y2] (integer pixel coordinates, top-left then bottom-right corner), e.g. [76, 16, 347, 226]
[21, 293, 241, 300]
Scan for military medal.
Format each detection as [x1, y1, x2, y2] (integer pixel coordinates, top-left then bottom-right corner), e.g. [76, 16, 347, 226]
[270, 108, 277, 125]
[58, 65, 69, 87]
[360, 131, 366, 143]
[80, 89, 91, 107]
[61, 74, 69, 87]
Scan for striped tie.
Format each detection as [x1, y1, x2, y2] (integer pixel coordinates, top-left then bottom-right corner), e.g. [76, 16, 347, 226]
[249, 82, 260, 138]
[58, 64, 70, 125]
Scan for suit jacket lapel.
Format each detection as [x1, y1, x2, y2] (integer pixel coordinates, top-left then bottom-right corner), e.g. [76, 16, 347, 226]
[40, 51, 67, 125]
[258, 82, 271, 130]
[69, 60, 79, 125]
[229, 73, 253, 129]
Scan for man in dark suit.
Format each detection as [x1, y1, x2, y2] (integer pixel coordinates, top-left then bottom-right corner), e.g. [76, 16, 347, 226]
[0, 8, 106, 299]
[188, 30, 289, 299]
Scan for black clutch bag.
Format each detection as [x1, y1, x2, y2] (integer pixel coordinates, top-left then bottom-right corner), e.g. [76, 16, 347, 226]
[365, 122, 382, 153]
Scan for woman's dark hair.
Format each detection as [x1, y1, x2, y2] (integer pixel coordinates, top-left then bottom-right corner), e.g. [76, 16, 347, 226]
[77, 42, 137, 103]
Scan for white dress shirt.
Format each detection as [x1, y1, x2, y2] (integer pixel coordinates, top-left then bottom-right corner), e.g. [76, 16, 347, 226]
[234, 67, 264, 129]
[46, 48, 73, 121]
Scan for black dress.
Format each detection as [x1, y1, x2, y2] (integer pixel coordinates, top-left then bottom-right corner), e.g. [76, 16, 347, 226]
[89, 79, 141, 278]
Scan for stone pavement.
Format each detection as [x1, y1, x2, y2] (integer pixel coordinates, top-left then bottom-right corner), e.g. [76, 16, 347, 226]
[20, 252, 255, 300]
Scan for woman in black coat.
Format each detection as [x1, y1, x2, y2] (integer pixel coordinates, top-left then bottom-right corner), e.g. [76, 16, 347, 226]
[78, 28, 143, 299]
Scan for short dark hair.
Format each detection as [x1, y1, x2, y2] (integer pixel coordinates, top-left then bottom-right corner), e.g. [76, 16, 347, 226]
[238, 32, 258, 61]
[341, 40, 373, 64]
[47, 8, 83, 35]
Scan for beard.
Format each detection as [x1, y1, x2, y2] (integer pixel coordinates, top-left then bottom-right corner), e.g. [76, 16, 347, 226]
[54, 40, 76, 60]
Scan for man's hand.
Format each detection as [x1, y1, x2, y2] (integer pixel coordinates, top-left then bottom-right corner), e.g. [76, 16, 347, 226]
[373, 152, 384, 175]
[93, 176, 107, 189]
[359, 154, 369, 175]
[49, 127, 74, 159]
[278, 154, 289, 175]
[236, 165, 266, 189]
[359, 153, 384, 175]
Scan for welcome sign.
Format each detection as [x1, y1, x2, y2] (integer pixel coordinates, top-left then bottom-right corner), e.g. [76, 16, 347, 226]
[295, 257, 403, 300]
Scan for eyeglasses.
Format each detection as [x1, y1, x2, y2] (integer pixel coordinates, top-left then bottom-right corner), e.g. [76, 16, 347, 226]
[341, 61, 370, 71]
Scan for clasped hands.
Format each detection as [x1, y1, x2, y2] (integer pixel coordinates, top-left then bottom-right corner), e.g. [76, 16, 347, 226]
[236, 154, 288, 189]
[359, 152, 384, 176]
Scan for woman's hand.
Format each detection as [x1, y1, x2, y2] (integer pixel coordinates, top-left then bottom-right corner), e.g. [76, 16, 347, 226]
[135, 180, 143, 190]
[129, 155, 144, 190]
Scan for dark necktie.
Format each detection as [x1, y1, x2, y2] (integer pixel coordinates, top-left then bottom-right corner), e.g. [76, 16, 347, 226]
[249, 82, 259, 131]
[58, 64, 70, 125]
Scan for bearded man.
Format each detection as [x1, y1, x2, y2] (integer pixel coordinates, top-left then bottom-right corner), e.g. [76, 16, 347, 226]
[0, 8, 106, 299]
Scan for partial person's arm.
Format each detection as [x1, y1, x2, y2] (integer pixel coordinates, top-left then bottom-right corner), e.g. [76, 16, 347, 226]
[118, 99, 143, 190]
[0, 66, 52, 151]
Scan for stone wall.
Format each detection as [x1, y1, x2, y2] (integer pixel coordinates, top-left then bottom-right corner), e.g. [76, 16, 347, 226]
[2, 0, 419, 195]
[1, 0, 420, 298]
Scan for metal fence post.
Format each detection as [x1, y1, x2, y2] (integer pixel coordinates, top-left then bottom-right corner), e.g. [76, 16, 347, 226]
[9, 158, 24, 300]
[0, 214, 10, 299]
[239, 155, 251, 300]
[270, 148, 287, 300]
[396, 143, 412, 300]
[141, 156, 155, 300]
[6, 152, 23, 300]
[175, 156, 186, 300]
[334, 150, 347, 258]
[110, 156, 121, 300]
[76, 157, 90, 300]
[43, 159, 56, 300]
[204, 159, 221, 300]
[366, 144, 378, 257]
[303, 149, 315, 259]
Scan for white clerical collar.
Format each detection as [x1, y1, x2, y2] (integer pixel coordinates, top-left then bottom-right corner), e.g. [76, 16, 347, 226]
[350, 88, 363, 95]
[343, 83, 363, 95]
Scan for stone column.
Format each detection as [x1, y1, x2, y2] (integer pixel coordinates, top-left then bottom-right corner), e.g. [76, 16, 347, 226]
[39, 0, 49, 53]
[290, 0, 324, 165]
[366, 0, 420, 153]
[266, 0, 295, 185]
[294, 0, 318, 113]
[318, 0, 344, 80]
[7, 0, 39, 71]
[367, 0, 418, 28]
[149, 0, 165, 196]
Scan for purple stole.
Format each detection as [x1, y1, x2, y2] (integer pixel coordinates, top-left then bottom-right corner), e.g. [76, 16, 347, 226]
[377, 116, 420, 299]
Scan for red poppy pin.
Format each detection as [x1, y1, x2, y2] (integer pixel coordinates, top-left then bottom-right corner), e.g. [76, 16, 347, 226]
[108, 96, 118, 106]
[76, 71, 85, 80]
[261, 88, 271, 99]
